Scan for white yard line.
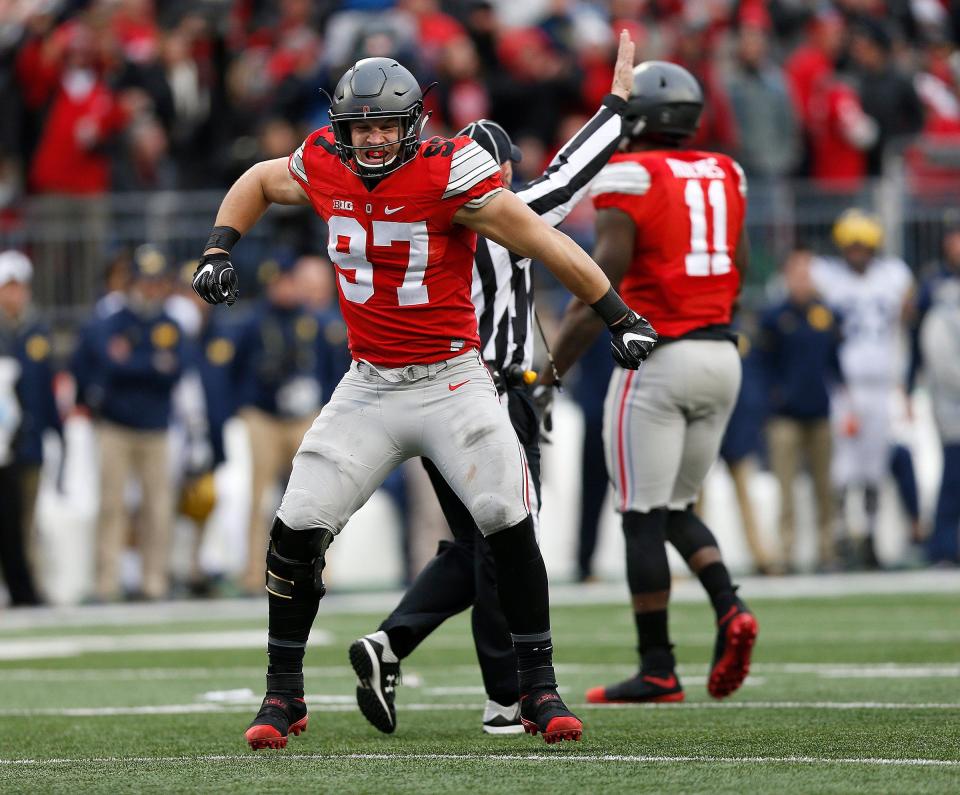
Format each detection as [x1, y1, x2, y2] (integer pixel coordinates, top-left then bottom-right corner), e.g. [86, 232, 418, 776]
[0, 630, 332, 660]
[0, 752, 957, 768]
[2, 662, 956, 682]
[0, 700, 957, 718]
[1, 570, 957, 631]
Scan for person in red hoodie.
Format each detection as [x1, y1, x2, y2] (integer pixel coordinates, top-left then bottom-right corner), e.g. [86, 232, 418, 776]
[25, 22, 129, 196]
[19, 20, 130, 305]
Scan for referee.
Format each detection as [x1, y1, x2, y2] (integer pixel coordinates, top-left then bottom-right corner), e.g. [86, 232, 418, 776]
[350, 31, 636, 735]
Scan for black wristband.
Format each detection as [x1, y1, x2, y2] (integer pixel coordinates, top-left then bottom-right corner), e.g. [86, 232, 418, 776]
[602, 93, 628, 114]
[204, 225, 241, 254]
[591, 287, 632, 328]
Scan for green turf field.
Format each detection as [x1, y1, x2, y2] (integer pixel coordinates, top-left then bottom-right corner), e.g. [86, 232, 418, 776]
[1, 588, 958, 793]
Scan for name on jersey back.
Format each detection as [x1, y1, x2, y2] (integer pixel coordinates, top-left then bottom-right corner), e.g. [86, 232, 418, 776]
[665, 157, 726, 180]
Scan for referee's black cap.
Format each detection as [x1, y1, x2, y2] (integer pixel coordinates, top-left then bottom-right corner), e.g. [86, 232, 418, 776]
[457, 119, 522, 165]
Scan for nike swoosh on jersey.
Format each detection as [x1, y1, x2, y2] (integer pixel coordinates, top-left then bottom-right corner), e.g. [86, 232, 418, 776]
[448, 380, 470, 391]
[622, 332, 656, 346]
[384, 205, 405, 215]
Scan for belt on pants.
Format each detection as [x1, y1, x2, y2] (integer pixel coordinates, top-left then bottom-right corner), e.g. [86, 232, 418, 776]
[356, 350, 475, 383]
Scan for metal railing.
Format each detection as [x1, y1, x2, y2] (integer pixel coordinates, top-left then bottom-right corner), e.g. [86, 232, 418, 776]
[3, 158, 958, 324]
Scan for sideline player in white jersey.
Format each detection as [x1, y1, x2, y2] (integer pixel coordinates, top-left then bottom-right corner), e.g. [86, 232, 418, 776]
[192, 55, 656, 748]
[811, 209, 914, 568]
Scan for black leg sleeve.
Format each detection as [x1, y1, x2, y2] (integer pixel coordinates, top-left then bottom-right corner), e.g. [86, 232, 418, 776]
[623, 509, 671, 595]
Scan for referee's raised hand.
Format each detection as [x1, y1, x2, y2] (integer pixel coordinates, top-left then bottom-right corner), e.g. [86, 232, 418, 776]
[611, 29, 637, 102]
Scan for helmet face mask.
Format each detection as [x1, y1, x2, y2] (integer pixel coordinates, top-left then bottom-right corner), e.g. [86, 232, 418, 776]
[327, 57, 429, 178]
[623, 61, 704, 146]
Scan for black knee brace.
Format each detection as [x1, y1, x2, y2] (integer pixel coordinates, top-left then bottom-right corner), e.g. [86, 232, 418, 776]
[665, 505, 719, 562]
[265, 517, 335, 601]
[623, 509, 670, 594]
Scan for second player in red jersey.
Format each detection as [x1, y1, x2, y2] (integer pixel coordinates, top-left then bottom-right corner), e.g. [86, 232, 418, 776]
[546, 61, 757, 710]
[289, 129, 502, 365]
[589, 149, 746, 338]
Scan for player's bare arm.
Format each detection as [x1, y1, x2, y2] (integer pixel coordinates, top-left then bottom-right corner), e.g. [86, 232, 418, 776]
[213, 158, 310, 236]
[192, 159, 309, 306]
[454, 193, 655, 369]
[543, 207, 637, 381]
[454, 191, 611, 304]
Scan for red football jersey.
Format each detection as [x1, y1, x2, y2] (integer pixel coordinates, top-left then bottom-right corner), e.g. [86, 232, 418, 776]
[288, 128, 503, 365]
[590, 149, 747, 338]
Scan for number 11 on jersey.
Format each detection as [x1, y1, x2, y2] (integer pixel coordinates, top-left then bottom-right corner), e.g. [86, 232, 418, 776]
[684, 179, 731, 277]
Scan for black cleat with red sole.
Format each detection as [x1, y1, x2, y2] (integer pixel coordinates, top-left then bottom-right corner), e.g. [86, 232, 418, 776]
[519, 688, 583, 744]
[585, 669, 685, 704]
[245, 694, 308, 750]
[708, 597, 758, 699]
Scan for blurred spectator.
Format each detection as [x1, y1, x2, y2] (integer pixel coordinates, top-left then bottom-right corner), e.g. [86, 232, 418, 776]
[916, 226, 960, 564]
[920, 276, 960, 566]
[847, 18, 924, 175]
[15, 15, 131, 302]
[20, 20, 131, 195]
[85, 245, 183, 600]
[0, 250, 48, 606]
[671, 18, 737, 153]
[725, 19, 800, 179]
[811, 210, 914, 569]
[0, 250, 61, 588]
[906, 32, 960, 195]
[397, 0, 465, 70]
[488, 26, 581, 145]
[232, 253, 345, 593]
[759, 247, 843, 572]
[719, 319, 771, 574]
[784, 10, 846, 135]
[807, 70, 877, 196]
[431, 36, 490, 133]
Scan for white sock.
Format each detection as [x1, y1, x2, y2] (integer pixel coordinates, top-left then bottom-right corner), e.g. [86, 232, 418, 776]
[367, 630, 399, 663]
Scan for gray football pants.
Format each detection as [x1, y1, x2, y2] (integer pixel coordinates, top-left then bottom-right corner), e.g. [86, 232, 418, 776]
[277, 349, 532, 537]
[603, 339, 741, 513]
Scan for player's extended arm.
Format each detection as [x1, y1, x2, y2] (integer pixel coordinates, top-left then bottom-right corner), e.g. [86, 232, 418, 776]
[454, 192, 655, 369]
[543, 207, 637, 381]
[193, 159, 310, 306]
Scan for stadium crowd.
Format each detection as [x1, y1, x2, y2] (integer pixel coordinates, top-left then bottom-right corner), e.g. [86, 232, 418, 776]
[0, 0, 959, 202]
[1, 0, 960, 605]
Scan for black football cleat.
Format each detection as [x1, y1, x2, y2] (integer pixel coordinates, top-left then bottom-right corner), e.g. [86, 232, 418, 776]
[585, 669, 685, 704]
[350, 634, 401, 734]
[245, 693, 308, 750]
[708, 597, 759, 699]
[519, 688, 583, 744]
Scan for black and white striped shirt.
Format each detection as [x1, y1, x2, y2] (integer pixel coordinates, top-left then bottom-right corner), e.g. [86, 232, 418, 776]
[471, 94, 626, 372]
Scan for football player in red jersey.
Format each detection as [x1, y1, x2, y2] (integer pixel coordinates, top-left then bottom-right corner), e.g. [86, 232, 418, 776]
[545, 61, 758, 705]
[193, 57, 656, 748]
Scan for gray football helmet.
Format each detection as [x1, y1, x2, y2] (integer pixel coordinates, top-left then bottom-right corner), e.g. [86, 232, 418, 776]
[623, 61, 704, 144]
[327, 57, 428, 177]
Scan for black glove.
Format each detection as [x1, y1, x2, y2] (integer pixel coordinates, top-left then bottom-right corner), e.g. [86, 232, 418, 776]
[609, 311, 657, 369]
[193, 252, 239, 306]
[531, 384, 555, 444]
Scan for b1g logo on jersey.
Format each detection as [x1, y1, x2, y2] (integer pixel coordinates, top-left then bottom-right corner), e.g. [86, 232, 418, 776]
[333, 199, 354, 211]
